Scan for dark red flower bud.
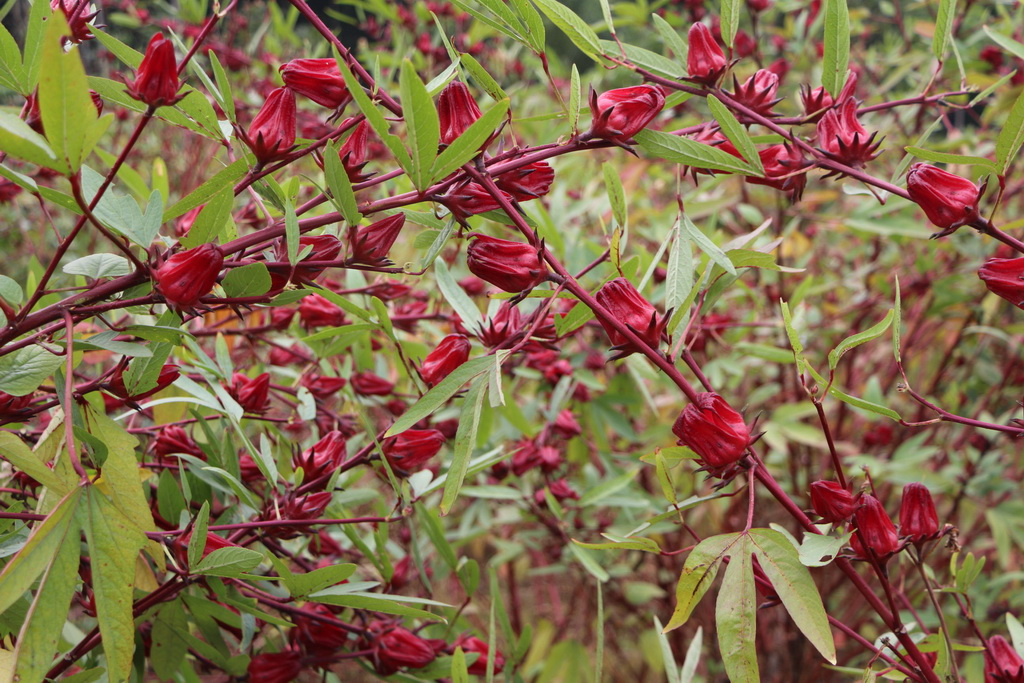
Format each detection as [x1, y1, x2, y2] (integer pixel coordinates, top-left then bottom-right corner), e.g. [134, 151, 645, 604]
[816, 98, 880, 167]
[268, 343, 309, 366]
[899, 482, 939, 543]
[348, 214, 406, 265]
[107, 363, 179, 400]
[800, 85, 834, 121]
[540, 478, 580, 505]
[281, 490, 332, 521]
[51, 0, 98, 43]
[747, 0, 772, 12]
[229, 372, 270, 413]
[367, 621, 439, 675]
[351, 371, 394, 396]
[298, 293, 347, 328]
[151, 424, 204, 458]
[452, 634, 506, 675]
[746, 144, 807, 199]
[851, 494, 900, 560]
[477, 302, 523, 347]
[495, 161, 555, 201]
[979, 257, 1024, 309]
[153, 243, 224, 310]
[271, 234, 343, 287]
[246, 87, 297, 164]
[382, 429, 446, 475]
[466, 234, 546, 293]
[279, 58, 350, 109]
[291, 604, 348, 658]
[0, 391, 34, 418]
[443, 182, 511, 219]
[438, 81, 483, 146]
[293, 430, 348, 483]
[687, 23, 728, 85]
[906, 163, 981, 231]
[552, 409, 582, 439]
[174, 530, 239, 568]
[269, 307, 295, 330]
[671, 392, 750, 472]
[126, 34, 182, 107]
[337, 119, 373, 182]
[419, 334, 471, 387]
[729, 69, 781, 116]
[246, 650, 304, 683]
[301, 373, 347, 399]
[589, 85, 665, 142]
[809, 480, 859, 523]
[985, 635, 1024, 683]
[595, 277, 665, 357]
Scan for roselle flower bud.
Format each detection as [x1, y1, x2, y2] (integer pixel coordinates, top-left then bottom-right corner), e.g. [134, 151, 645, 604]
[419, 334, 471, 387]
[899, 482, 939, 543]
[293, 430, 348, 483]
[174, 530, 239, 568]
[438, 81, 483, 146]
[747, 144, 807, 199]
[301, 373, 347, 399]
[338, 120, 372, 181]
[291, 604, 348, 659]
[247, 650, 304, 683]
[126, 34, 182, 107]
[153, 243, 224, 310]
[851, 494, 900, 560]
[279, 58, 350, 109]
[687, 23, 728, 85]
[477, 302, 523, 347]
[672, 392, 750, 472]
[801, 85, 834, 121]
[246, 87, 297, 164]
[729, 69, 781, 116]
[229, 372, 270, 413]
[151, 424, 204, 459]
[452, 634, 506, 675]
[588, 84, 666, 143]
[0, 391, 33, 418]
[382, 429, 446, 475]
[595, 277, 664, 356]
[443, 182, 510, 220]
[107, 363, 179, 400]
[270, 234, 342, 287]
[552, 409, 582, 439]
[979, 257, 1024, 309]
[348, 213, 406, 265]
[985, 635, 1024, 682]
[298, 293, 347, 328]
[809, 480, 858, 523]
[816, 98, 880, 167]
[495, 161, 555, 201]
[367, 621, 440, 675]
[351, 371, 394, 396]
[51, 0, 98, 43]
[466, 234, 546, 293]
[268, 343, 309, 366]
[905, 163, 981, 231]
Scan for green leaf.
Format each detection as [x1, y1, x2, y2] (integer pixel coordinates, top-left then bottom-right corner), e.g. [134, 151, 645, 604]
[996, 85, 1024, 175]
[386, 355, 497, 436]
[0, 345, 63, 397]
[13, 504, 80, 683]
[892, 276, 902, 362]
[665, 220, 693, 328]
[400, 60, 439, 190]
[180, 186, 233, 249]
[821, 0, 850, 98]
[441, 375, 487, 515]
[681, 213, 736, 277]
[336, 54, 413, 175]
[221, 263, 271, 298]
[717, 535, 759, 683]
[83, 487, 147, 683]
[80, 167, 164, 247]
[163, 157, 250, 222]
[63, 253, 132, 279]
[531, 0, 604, 62]
[572, 535, 662, 553]
[569, 65, 582, 133]
[568, 543, 610, 582]
[151, 600, 190, 681]
[598, 39, 685, 79]
[0, 274, 23, 305]
[707, 95, 764, 175]
[653, 14, 688, 64]
[285, 564, 358, 598]
[983, 27, 1024, 62]
[431, 98, 509, 182]
[554, 295, 595, 336]
[0, 431, 72, 494]
[827, 309, 893, 370]
[39, 11, 98, 173]
[188, 502, 211, 569]
[510, 0, 547, 52]
[932, 0, 957, 60]
[635, 129, 756, 175]
[309, 592, 446, 621]
[664, 532, 736, 631]
[0, 21, 23, 94]
[0, 111, 57, 168]
[458, 53, 508, 102]
[804, 365, 902, 420]
[435, 259, 483, 331]
[324, 140, 362, 226]
[193, 547, 263, 577]
[794, 529, 849, 567]
[904, 146, 997, 172]
[749, 529, 836, 663]
[416, 501, 459, 570]
[603, 161, 627, 228]
[720, 0, 741, 48]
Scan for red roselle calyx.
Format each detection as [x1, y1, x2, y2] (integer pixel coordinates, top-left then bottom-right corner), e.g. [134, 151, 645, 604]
[107, 363, 179, 400]
[477, 302, 523, 347]
[728, 69, 781, 116]
[269, 234, 342, 289]
[126, 33, 183, 108]
[338, 120, 372, 181]
[594, 277, 665, 358]
[495, 161, 555, 201]
[687, 23, 728, 85]
[851, 494, 900, 560]
[246, 650, 304, 683]
[298, 293, 347, 328]
[816, 97, 881, 167]
[671, 392, 751, 473]
[588, 85, 665, 143]
[348, 213, 406, 265]
[985, 635, 1024, 683]
[246, 87, 297, 164]
[51, 0, 98, 43]
[979, 257, 1024, 309]
[466, 233, 546, 293]
[905, 163, 981, 232]
[809, 480, 859, 523]
[747, 144, 807, 199]
[438, 81, 483, 146]
[279, 58, 350, 109]
[452, 634, 506, 675]
[442, 181, 511, 219]
[351, 371, 394, 396]
[153, 243, 224, 310]
[151, 424, 204, 458]
[419, 334, 471, 387]
[382, 429, 446, 475]
[293, 430, 347, 484]
[366, 620, 441, 675]
[229, 372, 270, 413]
[899, 482, 939, 543]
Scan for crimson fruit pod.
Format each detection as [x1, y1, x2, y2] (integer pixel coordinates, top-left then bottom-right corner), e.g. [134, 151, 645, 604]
[985, 635, 1024, 682]
[816, 98, 881, 166]
[729, 69, 781, 116]
[126, 33, 183, 107]
[906, 162, 982, 231]
[246, 87, 297, 164]
[151, 424, 204, 458]
[382, 429, 446, 475]
[338, 119, 372, 181]
[687, 23, 727, 84]
[366, 620, 443, 675]
[229, 372, 270, 413]
[419, 334, 471, 387]
[594, 277, 665, 356]
[978, 257, 1024, 309]
[107, 363, 179, 400]
[899, 482, 940, 543]
[466, 233, 546, 292]
[245, 650, 303, 683]
[153, 242, 224, 309]
[348, 213, 406, 265]
[452, 634, 506, 675]
[851, 494, 900, 560]
[671, 392, 751, 471]
[279, 58, 349, 109]
[809, 480, 859, 523]
[438, 81, 483, 146]
[588, 84, 666, 142]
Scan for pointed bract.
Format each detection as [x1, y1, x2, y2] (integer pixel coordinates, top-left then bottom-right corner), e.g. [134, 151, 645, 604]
[246, 88, 297, 164]
[589, 85, 666, 142]
[280, 58, 350, 109]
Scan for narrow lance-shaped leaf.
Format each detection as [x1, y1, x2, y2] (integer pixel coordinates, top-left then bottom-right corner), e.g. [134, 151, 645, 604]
[707, 95, 764, 175]
[431, 97, 510, 182]
[335, 52, 413, 173]
[634, 129, 757, 176]
[717, 535, 759, 683]
[932, 0, 957, 61]
[569, 64, 582, 133]
[386, 355, 497, 436]
[531, 0, 604, 62]
[441, 374, 487, 515]
[996, 85, 1024, 175]
[681, 213, 736, 277]
[827, 309, 893, 370]
[399, 60, 439, 190]
[323, 139, 362, 226]
[821, 0, 850, 98]
[720, 0, 741, 48]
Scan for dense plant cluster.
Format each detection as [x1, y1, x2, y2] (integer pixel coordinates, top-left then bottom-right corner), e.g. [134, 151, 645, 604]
[1, 0, 1024, 681]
